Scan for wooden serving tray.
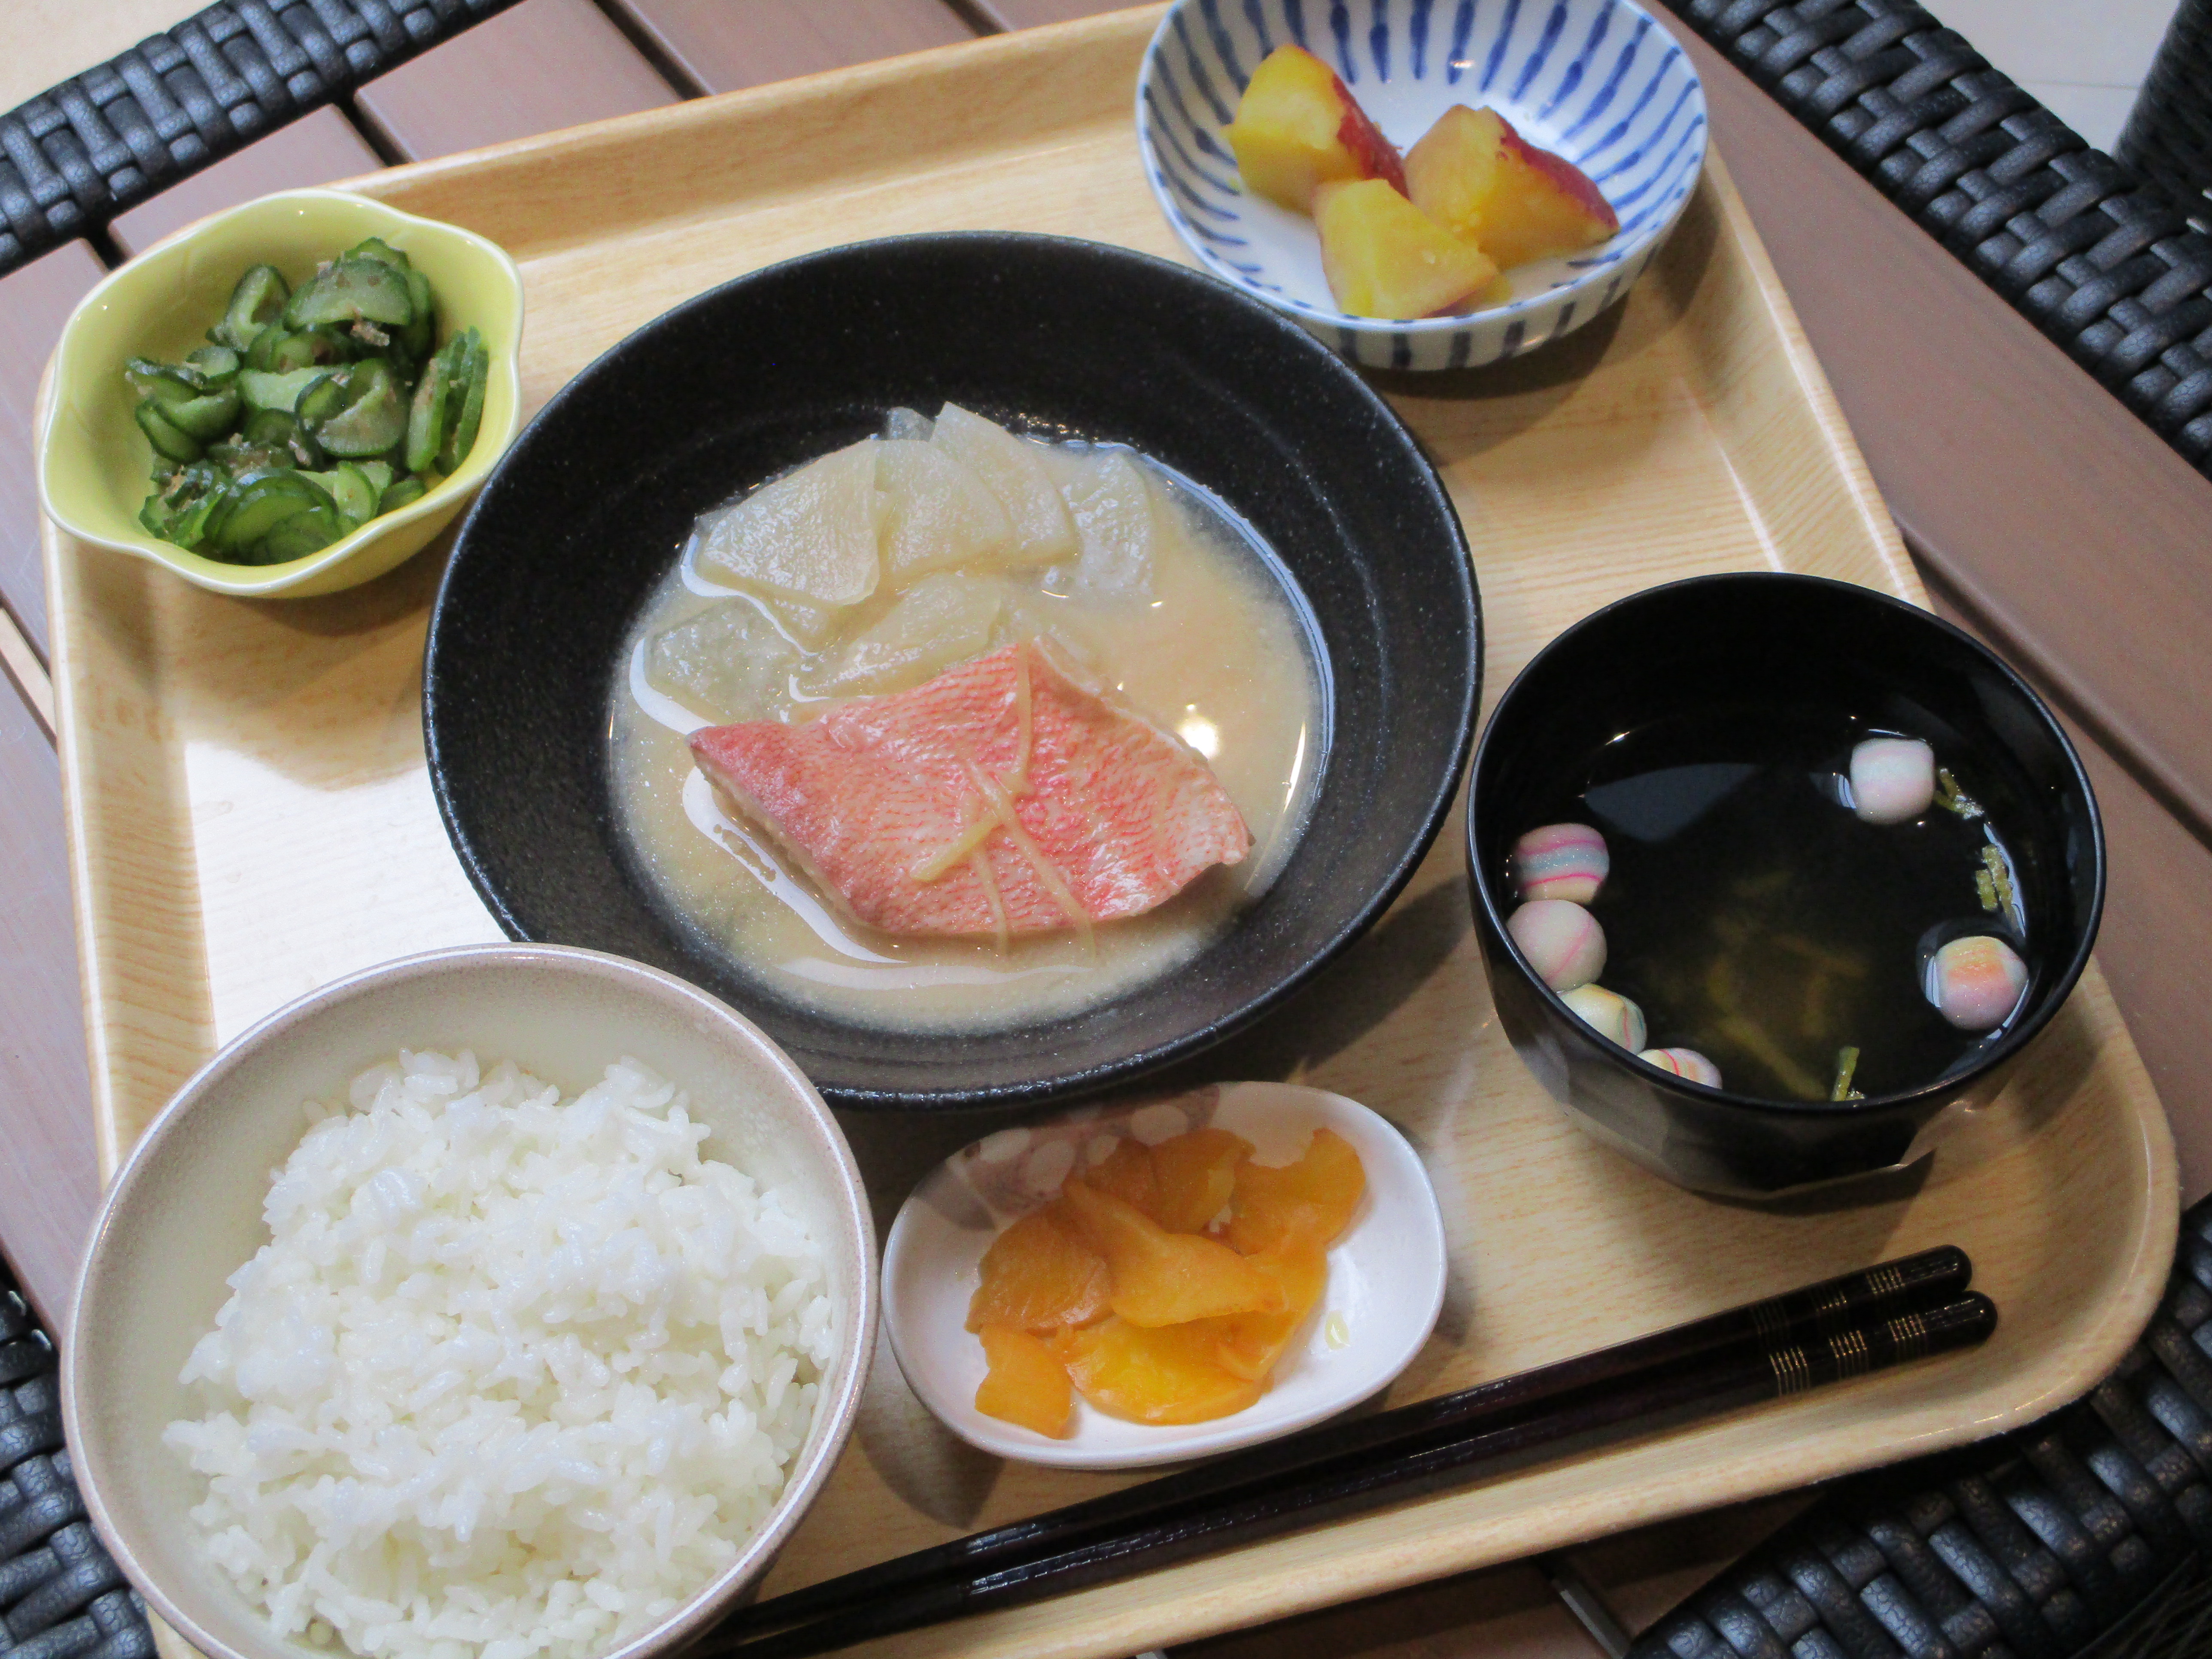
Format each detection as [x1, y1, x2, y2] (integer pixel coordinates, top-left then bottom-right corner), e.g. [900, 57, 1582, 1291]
[46, 9, 2179, 1658]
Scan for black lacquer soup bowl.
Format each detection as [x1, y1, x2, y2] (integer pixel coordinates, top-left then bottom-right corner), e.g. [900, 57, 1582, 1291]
[1468, 572, 2103, 1197]
[427, 233, 1480, 1110]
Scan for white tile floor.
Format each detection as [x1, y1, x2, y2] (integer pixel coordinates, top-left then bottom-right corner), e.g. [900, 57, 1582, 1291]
[1927, 0, 2179, 152]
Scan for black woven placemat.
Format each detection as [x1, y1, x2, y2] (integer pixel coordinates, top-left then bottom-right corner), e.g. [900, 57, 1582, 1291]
[2116, 0, 2212, 229]
[1656, 0, 2212, 484]
[0, 1278, 150, 1659]
[1634, 1198, 2212, 1659]
[0, 0, 525, 275]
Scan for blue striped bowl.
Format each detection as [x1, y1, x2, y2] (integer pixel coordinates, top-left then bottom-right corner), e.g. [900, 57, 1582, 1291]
[1137, 0, 1708, 371]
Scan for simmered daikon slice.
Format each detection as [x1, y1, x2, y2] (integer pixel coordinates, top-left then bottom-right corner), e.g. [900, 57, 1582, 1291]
[806, 573, 1007, 697]
[884, 405, 934, 441]
[696, 438, 884, 607]
[648, 601, 799, 723]
[877, 438, 1016, 584]
[993, 591, 1103, 671]
[932, 403, 1078, 567]
[754, 590, 841, 650]
[1044, 448, 1161, 600]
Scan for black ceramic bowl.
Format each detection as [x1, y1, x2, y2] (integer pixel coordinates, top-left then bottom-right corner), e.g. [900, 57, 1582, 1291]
[1468, 573, 2103, 1197]
[426, 233, 1479, 1111]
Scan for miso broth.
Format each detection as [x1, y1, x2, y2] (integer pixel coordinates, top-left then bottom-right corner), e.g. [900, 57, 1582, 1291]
[610, 430, 1327, 1033]
[1525, 707, 2036, 1101]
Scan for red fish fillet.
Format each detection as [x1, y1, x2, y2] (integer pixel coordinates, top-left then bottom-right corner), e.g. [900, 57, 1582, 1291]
[689, 643, 1252, 936]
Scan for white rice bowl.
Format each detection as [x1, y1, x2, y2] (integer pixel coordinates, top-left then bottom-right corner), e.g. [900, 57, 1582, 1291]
[162, 1049, 834, 1659]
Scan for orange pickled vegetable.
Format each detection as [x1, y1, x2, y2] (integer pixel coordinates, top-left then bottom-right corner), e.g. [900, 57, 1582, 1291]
[1201, 1231, 1328, 1382]
[1082, 1136, 1158, 1212]
[1057, 1318, 1265, 1425]
[975, 1325, 1074, 1437]
[1147, 1127, 1254, 1232]
[963, 1126, 1365, 1431]
[1225, 1127, 1367, 1254]
[966, 1204, 1111, 1334]
[1060, 1178, 1283, 1328]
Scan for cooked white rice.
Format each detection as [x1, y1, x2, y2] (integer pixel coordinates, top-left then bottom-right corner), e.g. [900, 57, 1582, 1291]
[163, 1050, 834, 1659]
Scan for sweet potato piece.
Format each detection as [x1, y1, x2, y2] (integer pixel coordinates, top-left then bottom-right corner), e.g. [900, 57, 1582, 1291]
[1147, 1127, 1254, 1233]
[1225, 1128, 1367, 1254]
[1404, 105, 1619, 270]
[1057, 1317, 1267, 1424]
[1060, 1178, 1284, 1328]
[1224, 44, 1407, 213]
[975, 1324, 1074, 1437]
[966, 1204, 1112, 1334]
[1314, 179, 1504, 320]
[1201, 1231, 1328, 1381]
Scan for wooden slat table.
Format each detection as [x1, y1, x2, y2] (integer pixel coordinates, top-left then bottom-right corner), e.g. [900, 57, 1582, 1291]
[0, 243, 107, 653]
[0, 240, 109, 1333]
[0, 681, 100, 1330]
[352, 0, 681, 161]
[971, 0, 1127, 28]
[601, 0, 978, 96]
[3, 5, 2211, 1657]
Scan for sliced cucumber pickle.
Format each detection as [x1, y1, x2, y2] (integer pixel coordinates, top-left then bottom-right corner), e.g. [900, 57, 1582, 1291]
[309, 463, 380, 528]
[440, 329, 489, 473]
[399, 270, 434, 364]
[205, 439, 294, 476]
[239, 367, 330, 414]
[129, 249, 481, 559]
[244, 327, 286, 372]
[283, 258, 414, 330]
[167, 487, 224, 552]
[294, 371, 350, 429]
[241, 407, 299, 447]
[184, 345, 240, 383]
[135, 399, 204, 463]
[343, 237, 411, 272]
[249, 511, 344, 563]
[378, 476, 427, 514]
[242, 408, 326, 469]
[254, 326, 354, 373]
[218, 265, 291, 351]
[126, 359, 211, 404]
[141, 484, 222, 551]
[206, 468, 338, 556]
[404, 348, 455, 475]
[164, 388, 241, 441]
[314, 360, 407, 457]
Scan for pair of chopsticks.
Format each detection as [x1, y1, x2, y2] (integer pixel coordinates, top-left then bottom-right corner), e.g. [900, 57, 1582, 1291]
[703, 1247, 1993, 1659]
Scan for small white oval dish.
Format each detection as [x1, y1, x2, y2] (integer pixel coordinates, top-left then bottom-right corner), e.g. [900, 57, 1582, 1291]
[882, 1081, 1448, 1470]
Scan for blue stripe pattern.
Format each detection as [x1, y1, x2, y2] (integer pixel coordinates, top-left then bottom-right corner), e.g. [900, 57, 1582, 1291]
[1481, 0, 1520, 92]
[1446, 1, 1475, 84]
[1136, 0, 1707, 370]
